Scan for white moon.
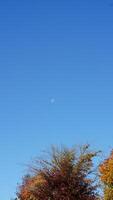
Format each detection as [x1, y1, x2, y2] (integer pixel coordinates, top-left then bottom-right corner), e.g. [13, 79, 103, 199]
[50, 98, 55, 104]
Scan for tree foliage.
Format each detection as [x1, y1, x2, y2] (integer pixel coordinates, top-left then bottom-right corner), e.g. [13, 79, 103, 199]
[17, 145, 99, 200]
[99, 150, 113, 200]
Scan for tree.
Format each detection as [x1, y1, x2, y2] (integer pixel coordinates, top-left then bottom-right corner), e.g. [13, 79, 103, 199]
[17, 145, 100, 200]
[99, 150, 113, 200]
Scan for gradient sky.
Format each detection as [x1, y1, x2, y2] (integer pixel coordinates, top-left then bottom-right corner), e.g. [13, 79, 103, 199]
[0, 0, 113, 199]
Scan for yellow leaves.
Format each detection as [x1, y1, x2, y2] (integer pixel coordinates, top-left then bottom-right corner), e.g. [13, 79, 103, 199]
[104, 187, 113, 200]
[99, 151, 113, 186]
[99, 151, 113, 200]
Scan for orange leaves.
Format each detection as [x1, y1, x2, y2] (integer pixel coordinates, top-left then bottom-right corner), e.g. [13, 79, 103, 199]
[99, 151, 113, 186]
[17, 145, 99, 200]
[18, 174, 47, 200]
[99, 151, 113, 200]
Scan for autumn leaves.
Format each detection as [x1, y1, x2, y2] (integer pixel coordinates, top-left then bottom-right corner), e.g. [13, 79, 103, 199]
[16, 145, 113, 200]
[99, 151, 113, 200]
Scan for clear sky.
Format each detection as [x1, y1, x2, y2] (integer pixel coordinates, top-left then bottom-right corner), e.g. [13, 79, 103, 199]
[0, 0, 113, 199]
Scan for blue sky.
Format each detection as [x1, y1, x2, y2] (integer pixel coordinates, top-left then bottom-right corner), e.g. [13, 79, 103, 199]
[0, 0, 113, 199]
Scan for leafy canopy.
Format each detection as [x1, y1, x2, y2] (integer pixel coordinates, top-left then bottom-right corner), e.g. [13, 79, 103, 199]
[17, 145, 100, 200]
